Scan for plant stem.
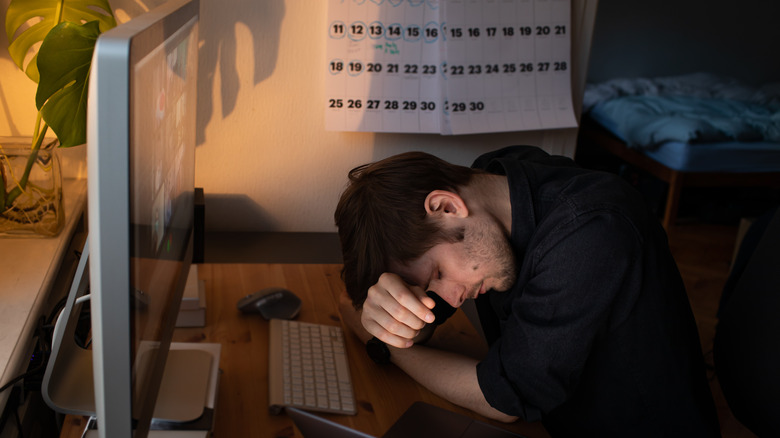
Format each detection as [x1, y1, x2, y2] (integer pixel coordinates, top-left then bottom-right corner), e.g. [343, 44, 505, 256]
[1, 114, 49, 212]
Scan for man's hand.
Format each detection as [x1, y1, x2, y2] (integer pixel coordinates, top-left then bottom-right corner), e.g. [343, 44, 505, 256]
[338, 276, 515, 423]
[338, 291, 372, 344]
[360, 272, 436, 348]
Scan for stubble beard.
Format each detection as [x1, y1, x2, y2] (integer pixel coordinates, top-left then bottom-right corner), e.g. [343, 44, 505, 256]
[464, 218, 517, 292]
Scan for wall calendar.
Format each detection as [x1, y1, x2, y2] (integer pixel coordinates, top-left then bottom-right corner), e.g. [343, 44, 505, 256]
[325, 0, 576, 135]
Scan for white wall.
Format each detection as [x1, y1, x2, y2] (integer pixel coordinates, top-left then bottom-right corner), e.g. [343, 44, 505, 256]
[0, 0, 597, 232]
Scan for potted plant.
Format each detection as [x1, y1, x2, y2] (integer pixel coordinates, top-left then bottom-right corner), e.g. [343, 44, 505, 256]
[2, 0, 116, 236]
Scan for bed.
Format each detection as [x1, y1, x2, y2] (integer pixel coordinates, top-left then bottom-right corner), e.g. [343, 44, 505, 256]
[577, 73, 780, 231]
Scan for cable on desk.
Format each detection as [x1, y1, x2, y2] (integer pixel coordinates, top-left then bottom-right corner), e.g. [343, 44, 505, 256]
[0, 317, 50, 395]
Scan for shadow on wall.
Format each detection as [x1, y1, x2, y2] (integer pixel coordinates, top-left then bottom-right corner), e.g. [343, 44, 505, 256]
[0, 0, 285, 145]
[194, 0, 285, 146]
[127, 0, 285, 146]
[204, 193, 281, 231]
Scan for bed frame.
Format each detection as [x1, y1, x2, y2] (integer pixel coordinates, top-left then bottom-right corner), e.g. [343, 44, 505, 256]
[576, 118, 780, 233]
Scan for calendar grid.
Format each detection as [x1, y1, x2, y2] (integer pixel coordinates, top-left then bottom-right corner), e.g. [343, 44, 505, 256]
[326, 0, 576, 135]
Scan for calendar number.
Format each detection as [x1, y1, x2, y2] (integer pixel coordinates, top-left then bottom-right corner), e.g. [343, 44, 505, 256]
[338, 61, 569, 78]
[387, 24, 402, 39]
[424, 26, 439, 41]
[329, 60, 344, 74]
[330, 21, 346, 39]
[536, 26, 550, 36]
[329, 98, 439, 113]
[369, 22, 384, 38]
[447, 101, 485, 112]
[420, 101, 436, 111]
[349, 61, 363, 74]
[406, 25, 421, 40]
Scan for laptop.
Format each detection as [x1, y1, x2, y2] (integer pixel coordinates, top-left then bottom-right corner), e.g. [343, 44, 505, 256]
[287, 401, 526, 438]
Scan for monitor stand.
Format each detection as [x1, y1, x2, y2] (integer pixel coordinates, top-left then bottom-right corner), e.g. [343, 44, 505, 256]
[77, 343, 220, 438]
[42, 237, 221, 436]
[150, 342, 222, 428]
[83, 343, 220, 438]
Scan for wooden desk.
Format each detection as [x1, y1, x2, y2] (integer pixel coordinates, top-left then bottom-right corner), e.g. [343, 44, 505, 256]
[62, 263, 549, 437]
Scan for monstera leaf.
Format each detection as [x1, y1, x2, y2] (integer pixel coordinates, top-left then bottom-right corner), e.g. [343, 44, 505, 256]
[5, 0, 115, 82]
[35, 21, 101, 147]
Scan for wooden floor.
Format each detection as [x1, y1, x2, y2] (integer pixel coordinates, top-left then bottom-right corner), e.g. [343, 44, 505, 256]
[667, 222, 756, 438]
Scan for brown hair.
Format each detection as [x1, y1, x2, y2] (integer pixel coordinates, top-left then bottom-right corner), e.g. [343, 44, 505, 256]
[334, 152, 479, 307]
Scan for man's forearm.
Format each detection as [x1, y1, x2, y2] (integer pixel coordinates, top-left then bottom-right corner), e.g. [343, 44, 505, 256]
[388, 343, 518, 423]
[337, 290, 517, 422]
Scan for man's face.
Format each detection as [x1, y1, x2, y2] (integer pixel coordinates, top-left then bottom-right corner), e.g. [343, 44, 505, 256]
[393, 218, 517, 308]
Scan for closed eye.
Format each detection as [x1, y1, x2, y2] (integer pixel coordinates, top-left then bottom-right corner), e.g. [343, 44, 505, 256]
[423, 269, 440, 291]
[426, 269, 442, 291]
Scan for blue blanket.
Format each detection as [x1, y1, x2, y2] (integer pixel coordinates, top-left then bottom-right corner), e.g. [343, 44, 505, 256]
[590, 95, 780, 148]
[584, 73, 780, 149]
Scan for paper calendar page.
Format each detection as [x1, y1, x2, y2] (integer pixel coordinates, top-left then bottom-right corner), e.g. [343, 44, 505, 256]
[326, 0, 576, 135]
[325, 0, 442, 133]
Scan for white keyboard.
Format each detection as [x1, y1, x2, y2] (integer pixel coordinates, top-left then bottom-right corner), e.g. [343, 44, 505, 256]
[268, 319, 357, 415]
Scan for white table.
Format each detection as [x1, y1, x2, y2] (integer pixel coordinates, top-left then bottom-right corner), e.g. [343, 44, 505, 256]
[0, 178, 87, 413]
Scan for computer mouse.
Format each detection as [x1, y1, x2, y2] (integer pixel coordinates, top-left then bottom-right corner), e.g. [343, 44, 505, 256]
[237, 287, 302, 320]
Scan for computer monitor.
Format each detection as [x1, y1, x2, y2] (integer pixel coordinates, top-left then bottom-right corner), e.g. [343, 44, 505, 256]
[41, 1, 203, 437]
[88, 0, 200, 436]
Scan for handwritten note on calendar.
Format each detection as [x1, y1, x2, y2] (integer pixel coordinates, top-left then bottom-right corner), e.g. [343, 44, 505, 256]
[325, 0, 576, 135]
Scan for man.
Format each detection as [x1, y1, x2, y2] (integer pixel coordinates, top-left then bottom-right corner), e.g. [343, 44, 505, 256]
[334, 146, 720, 437]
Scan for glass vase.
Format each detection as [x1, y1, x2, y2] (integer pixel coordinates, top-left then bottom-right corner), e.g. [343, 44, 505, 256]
[0, 137, 64, 237]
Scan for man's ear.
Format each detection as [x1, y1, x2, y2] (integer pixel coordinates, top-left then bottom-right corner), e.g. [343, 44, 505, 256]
[424, 190, 469, 218]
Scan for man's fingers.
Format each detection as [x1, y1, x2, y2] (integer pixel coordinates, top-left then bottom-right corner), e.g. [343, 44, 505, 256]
[362, 294, 422, 339]
[359, 273, 438, 348]
[361, 315, 415, 349]
[380, 279, 436, 325]
[410, 285, 437, 312]
[368, 287, 432, 330]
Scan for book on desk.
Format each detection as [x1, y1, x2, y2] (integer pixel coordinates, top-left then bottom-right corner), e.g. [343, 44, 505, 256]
[176, 266, 206, 328]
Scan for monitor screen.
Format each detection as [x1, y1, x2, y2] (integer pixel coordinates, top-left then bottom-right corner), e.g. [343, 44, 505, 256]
[87, 0, 199, 436]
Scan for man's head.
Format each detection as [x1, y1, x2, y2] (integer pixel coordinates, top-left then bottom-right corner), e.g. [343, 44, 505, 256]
[334, 152, 479, 307]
